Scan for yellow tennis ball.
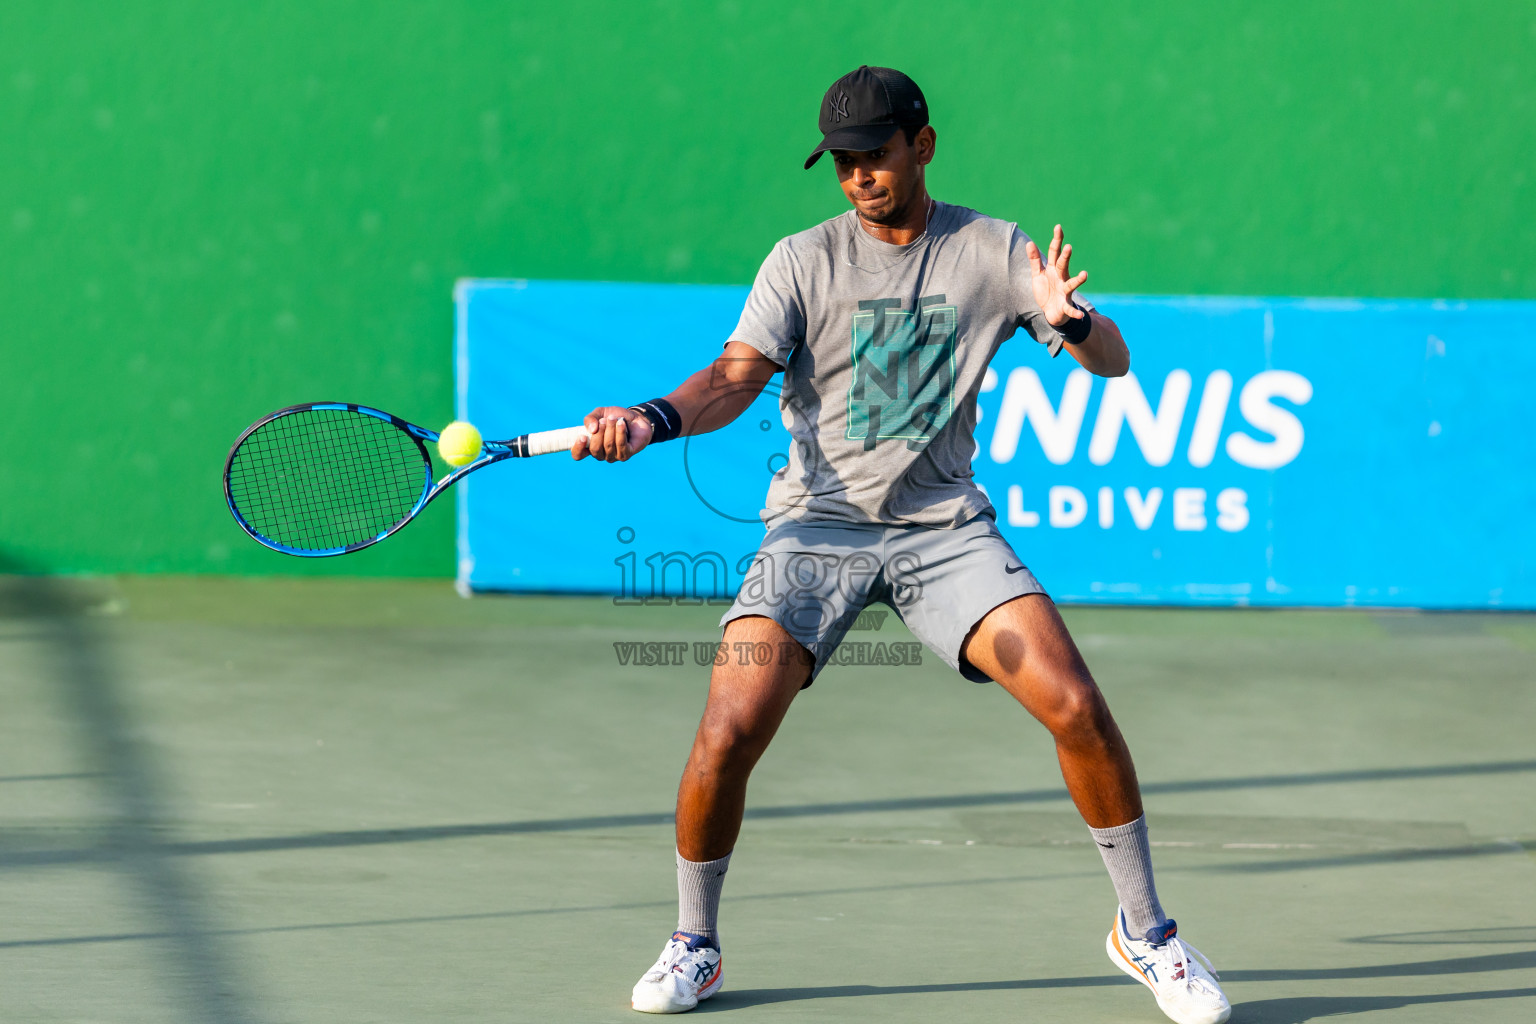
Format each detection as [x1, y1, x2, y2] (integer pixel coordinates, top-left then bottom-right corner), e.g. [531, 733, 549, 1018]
[437, 421, 482, 467]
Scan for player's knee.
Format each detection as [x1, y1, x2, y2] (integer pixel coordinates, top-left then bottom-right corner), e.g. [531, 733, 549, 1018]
[694, 712, 774, 770]
[1042, 680, 1111, 741]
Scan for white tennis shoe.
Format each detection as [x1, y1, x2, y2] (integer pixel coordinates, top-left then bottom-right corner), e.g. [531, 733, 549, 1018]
[1106, 910, 1230, 1024]
[631, 931, 723, 1014]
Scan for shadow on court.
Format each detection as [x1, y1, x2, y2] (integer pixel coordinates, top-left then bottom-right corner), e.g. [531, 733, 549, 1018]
[0, 870, 1102, 950]
[694, 948, 1536, 1002]
[4, 575, 1533, 1022]
[699, 956, 1536, 1018]
[702, 983, 1536, 1020]
[719, 987, 1536, 1022]
[0, 566, 266, 1024]
[696, 975, 1134, 1009]
[5, 758, 1533, 870]
[1232, 988, 1536, 1023]
[1350, 926, 1536, 945]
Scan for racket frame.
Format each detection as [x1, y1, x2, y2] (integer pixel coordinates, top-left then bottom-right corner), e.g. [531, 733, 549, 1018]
[223, 401, 566, 558]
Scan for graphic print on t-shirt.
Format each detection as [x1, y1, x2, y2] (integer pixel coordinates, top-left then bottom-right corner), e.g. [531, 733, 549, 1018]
[846, 294, 958, 451]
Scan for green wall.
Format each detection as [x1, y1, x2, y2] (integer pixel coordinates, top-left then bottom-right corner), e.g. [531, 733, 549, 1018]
[3, 2, 1532, 576]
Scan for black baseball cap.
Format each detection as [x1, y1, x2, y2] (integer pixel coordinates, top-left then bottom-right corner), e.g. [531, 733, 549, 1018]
[804, 65, 928, 169]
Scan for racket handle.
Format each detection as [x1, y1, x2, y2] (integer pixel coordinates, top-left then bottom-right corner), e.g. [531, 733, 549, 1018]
[518, 425, 592, 457]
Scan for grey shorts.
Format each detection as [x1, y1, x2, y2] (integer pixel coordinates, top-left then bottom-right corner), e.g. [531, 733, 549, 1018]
[719, 513, 1046, 685]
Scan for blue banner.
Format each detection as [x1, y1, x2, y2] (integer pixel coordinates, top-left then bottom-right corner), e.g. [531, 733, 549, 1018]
[456, 280, 1535, 609]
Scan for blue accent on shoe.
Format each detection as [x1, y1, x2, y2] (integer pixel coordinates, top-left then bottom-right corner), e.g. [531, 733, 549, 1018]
[671, 930, 719, 951]
[1142, 918, 1179, 946]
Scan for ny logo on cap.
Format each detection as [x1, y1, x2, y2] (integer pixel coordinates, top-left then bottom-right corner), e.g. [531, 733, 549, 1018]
[828, 91, 850, 123]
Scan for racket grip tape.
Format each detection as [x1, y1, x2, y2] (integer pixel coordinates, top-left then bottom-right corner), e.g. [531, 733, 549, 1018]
[519, 425, 592, 457]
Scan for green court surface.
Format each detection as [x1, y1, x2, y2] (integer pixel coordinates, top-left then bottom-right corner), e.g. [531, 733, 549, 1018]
[2, 576, 1533, 1024]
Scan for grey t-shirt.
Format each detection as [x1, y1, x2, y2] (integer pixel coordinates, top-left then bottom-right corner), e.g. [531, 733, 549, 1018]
[730, 201, 1089, 528]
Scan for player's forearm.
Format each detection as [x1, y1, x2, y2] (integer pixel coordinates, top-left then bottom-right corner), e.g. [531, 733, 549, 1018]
[578, 344, 778, 462]
[1063, 313, 1130, 377]
[662, 343, 779, 436]
[663, 365, 754, 436]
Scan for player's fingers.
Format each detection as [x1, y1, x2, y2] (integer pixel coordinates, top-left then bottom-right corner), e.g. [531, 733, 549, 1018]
[571, 434, 590, 460]
[616, 418, 631, 461]
[1024, 239, 1044, 271]
[607, 416, 627, 462]
[589, 418, 608, 461]
[599, 417, 621, 462]
[583, 409, 604, 433]
[1047, 226, 1061, 267]
[1058, 242, 1072, 275]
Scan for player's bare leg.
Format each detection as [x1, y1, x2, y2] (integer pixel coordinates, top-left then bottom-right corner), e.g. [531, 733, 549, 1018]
[632, 614, 809, 1014]
[677, 614, 811, 861]
[963, 594, 1229, 1024]
[961, 593, 1140, 827]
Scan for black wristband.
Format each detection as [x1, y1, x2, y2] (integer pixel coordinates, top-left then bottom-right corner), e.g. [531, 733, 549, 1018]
[629, 398, 683, 444]
[1055, 306, 1092, 345]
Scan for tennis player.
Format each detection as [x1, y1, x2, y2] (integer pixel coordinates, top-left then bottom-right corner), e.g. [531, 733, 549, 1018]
[574, 66, 1230, 1024]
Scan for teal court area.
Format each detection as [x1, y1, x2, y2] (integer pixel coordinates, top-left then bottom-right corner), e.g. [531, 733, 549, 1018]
[1, 576, 1533, 1023]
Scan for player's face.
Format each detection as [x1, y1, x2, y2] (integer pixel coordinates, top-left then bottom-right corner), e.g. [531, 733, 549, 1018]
[832, 126, 935, 226]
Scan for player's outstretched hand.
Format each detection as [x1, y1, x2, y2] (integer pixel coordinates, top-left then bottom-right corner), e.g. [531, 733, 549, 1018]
[573, 406, 654, 462]
[1025, 224, 1090, 328]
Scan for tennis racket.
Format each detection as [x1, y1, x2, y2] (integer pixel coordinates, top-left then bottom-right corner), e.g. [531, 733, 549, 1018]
[224, 402, 588, 557]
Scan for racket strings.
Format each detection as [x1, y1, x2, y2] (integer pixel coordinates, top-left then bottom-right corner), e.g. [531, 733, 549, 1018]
[227, 409, 429, 552]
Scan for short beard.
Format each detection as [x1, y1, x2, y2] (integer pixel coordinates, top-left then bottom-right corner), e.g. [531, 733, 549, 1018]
[858, 189, 923, 228]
